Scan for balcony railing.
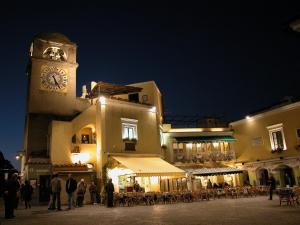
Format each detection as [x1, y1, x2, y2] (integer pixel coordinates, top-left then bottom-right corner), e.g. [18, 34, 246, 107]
[174, 150, 235, 163]
[173, 142, 235, 163]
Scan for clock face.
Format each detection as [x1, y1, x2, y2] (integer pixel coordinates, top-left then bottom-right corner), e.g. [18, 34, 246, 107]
[40, 65, 68, 92]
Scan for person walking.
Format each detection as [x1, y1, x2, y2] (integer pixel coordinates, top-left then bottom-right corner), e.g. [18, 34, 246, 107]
[267, 174, 276, 200]
[76, 179, 87, 207]
[50, 173, 62, 211]
[66, 174, 77, 209]
[21, 180, 33, 209]
[89, 181, 97, 205]
[3, 173, 19, 219]
[105, 178, 114, 207]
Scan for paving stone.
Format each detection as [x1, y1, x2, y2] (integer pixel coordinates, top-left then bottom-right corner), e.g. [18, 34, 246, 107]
[1, 196, 300, 225]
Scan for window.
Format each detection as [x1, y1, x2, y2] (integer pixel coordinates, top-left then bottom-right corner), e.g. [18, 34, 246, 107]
[81, 134, 89, 144]
[128, 93, 139, 103]
[121, 118, 138, 140]
[267, 124, 287, 151]
[296, 128, 300, 138]
[43, 46, 67, 61]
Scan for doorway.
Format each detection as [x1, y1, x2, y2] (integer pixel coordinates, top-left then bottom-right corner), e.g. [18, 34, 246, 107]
[275, 165, 295, 187]
[257, 168, 269, 185]
[39, 175, 51, 202]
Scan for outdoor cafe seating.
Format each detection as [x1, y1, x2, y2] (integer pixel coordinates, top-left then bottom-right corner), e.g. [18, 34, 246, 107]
[104, 185, 272, 207]
[278, 187, 300, 206]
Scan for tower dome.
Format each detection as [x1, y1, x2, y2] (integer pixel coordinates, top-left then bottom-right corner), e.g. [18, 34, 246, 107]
[34, 32, 74, 44]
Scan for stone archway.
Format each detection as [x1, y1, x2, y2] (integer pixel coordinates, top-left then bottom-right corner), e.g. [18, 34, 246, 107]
[256, 168, 269, 185]
[273, 164, 295, 187]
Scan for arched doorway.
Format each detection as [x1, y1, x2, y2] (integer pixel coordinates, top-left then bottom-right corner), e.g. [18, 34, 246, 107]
[274, 165, 295, 187]
[242, 170, 250, 185]
[257, 168, 269, 185]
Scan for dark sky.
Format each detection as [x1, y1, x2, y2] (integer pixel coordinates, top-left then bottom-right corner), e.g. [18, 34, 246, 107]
[1, 1, 300, 167]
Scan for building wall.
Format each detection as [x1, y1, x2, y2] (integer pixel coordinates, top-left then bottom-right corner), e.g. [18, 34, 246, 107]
[50, 121, 73, 165]
[230, 102, 300, 186]
[231, 104, 300, 162]
[98, 98, 161, 164]
[50, 105, 97, 166]
[115, 81, 163, 124]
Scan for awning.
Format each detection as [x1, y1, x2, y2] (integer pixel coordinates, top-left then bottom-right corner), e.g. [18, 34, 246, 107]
[112, 156, 186, 177]
[185, 165, 242, 176]
[174, 135, 236, 143]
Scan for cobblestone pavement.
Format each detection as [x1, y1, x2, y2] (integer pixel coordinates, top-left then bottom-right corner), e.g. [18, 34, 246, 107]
[1, 196, 300, 225]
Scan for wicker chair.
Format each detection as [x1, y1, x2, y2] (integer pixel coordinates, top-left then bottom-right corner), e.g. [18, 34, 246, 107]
[279, 189, 294, 206]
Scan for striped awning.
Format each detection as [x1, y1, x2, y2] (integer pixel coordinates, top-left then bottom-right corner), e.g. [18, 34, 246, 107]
[185, 165, 242, 176]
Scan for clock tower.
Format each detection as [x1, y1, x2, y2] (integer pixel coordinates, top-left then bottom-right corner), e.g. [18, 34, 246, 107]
[23, 33, 80, 184]
[27, 32, 78, 115]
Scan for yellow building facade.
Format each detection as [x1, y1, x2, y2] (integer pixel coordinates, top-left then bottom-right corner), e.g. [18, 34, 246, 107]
[21, 33, 185, 203]
[230, 101, 300, 187]
[162, 124, 242, 190]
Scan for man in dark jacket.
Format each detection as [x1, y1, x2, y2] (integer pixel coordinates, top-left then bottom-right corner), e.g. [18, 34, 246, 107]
[3, 173, 19, 219]
[105, 178, 114, 207]
[66, 174, 77, 209]
[267, 174, 276, 200]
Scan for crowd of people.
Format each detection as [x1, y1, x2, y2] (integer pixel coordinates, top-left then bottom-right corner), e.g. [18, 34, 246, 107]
[1, 173, 103, 219]
[206, 179, 231, 189]
[48, 173, 99, 210]
[2, 173, 281, 219]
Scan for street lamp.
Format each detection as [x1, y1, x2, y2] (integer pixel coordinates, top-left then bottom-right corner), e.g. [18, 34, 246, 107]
[15, 150, 24, 160]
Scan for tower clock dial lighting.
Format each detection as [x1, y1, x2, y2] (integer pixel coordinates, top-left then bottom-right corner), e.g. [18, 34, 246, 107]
[40, 65, 68, 92]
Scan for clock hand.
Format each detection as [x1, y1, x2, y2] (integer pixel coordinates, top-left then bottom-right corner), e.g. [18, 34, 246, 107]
[52, 75, 61, 89]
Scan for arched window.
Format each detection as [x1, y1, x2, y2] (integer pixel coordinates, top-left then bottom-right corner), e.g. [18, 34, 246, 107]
[43, 47, 67, 61]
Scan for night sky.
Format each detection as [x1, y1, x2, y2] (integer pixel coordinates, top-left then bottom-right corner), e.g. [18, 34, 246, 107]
[1, 1, 300, 167]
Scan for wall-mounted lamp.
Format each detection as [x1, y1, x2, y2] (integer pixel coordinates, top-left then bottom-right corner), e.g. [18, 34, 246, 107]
[15, 150, 24, 160]
[150, 106, 156, 113]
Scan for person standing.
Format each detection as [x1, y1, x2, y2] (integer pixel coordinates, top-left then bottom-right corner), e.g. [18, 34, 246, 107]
[66, 174, 77, 209]
[14, 176, 21, 209]
[267, 174, 276, 200]
[22, 180, 33, 209]
[105, 178, 114, 207]
[50, 173, 62, 211]
[207, 179, 212, 189]
[133, 181, 140, 192]
[3, 173, 19, 219]
[89, 181, 97, 205]
[284, 173, 292, 187]
[76, 179, 87, 207]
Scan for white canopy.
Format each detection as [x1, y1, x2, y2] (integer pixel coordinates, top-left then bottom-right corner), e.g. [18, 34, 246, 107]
[112, 156, 186, 177]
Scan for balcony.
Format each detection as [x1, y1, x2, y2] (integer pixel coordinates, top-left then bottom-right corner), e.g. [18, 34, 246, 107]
[173, 142, 235, 163]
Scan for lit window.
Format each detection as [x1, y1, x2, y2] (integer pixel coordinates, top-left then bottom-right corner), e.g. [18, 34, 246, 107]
[267, 124, 287, 151]
[121, 118, 138, 140]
